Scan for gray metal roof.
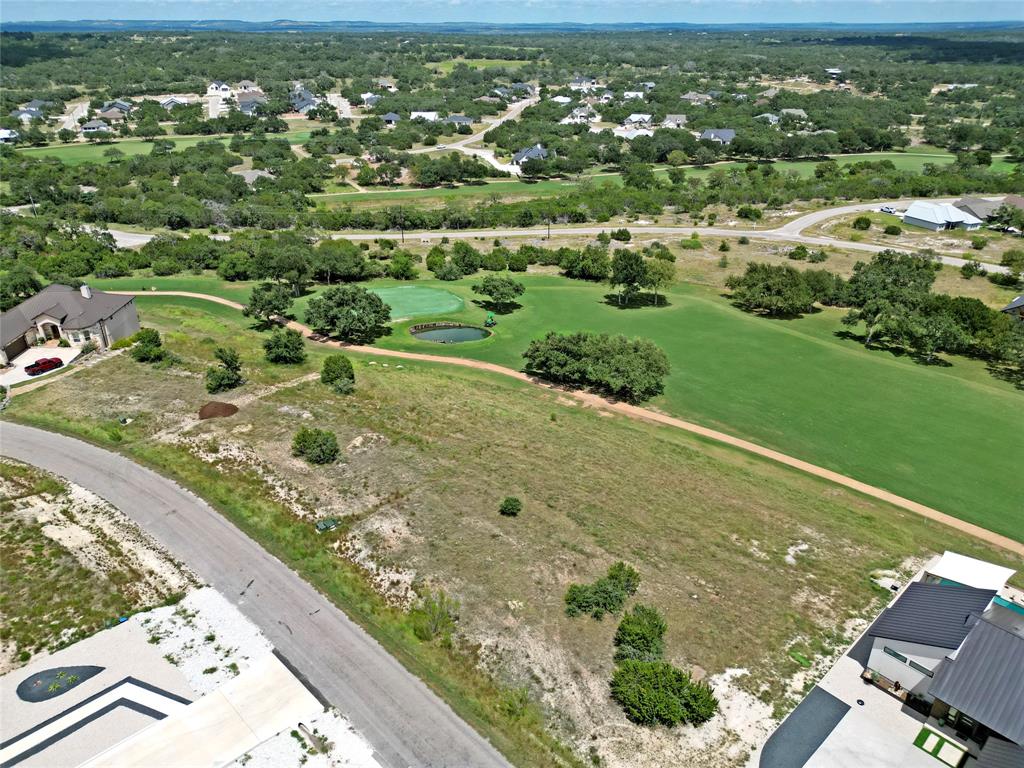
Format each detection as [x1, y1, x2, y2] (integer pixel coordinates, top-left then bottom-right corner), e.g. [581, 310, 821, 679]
[1, 285, 134, 346]
[867, 582, 995, 649]
[976, 737, 1024, 768]
[930, 607, 1024, 745]
[1003, 296, 1024, 312]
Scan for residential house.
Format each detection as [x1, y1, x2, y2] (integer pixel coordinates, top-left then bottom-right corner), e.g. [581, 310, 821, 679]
[96, 108, 127, 124]
[1001, 295, 1024, 321]
[0, 284, 140, 365]
[732, 93, 749, 102]
[700, 128, 736, 145]
[0, 129, 19, 144]
[236, 92, 268, 116]
[1001, 194, 1024, 214]
[622, 113, 653, 129]
[759, 87, 780, 99]
[639, 81, 656, 91]
[568, 76, 599, 92]
[560, 106, 599, 125]
[102, 99, 133, 115]
[9, 108, 43, 125]
[22, 99, 53, 112]
[236, 80, 259, 92]
[492, 87, 512, 99]
[207, 81, 232, 97]
[944, 83, 978, 91]
[903, 201, 982, 231]
[825, 68, 843, 79]
[953, 196, 1002, 222]
[681, 91, 712, 106]
[594, 90, 615, 105]
[780, 108, 808, 120]
[756, 113, 780, 126]
[622, 90, 646, 101]
[382, 112, 401, 126]
[80, 120, 112, 135]
[861, 552, 1024, 766]
[549, 95, 573, 105]
[290, 86, 320, 115]
[510, 83, 534, 96]
[376, 78, 398, 93]
[232, 168, 274, 186]
[160, 96, 189, 110]
[613, 127, 653, 140]
[361, 93, 381, 108]
[446, 115, 473, 128]
[410, 111, 439, 122]
[512, 144, 548, 165]
[661, 114, 688, 129]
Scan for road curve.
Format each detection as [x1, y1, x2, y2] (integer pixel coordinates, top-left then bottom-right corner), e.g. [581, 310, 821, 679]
[0, 422, 512, 768]
[90, 290, 1024, 556]
[88, 197, 1010, 274]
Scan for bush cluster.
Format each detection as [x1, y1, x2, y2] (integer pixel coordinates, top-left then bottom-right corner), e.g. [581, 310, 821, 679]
[321, 354, 355, 394]
[291, 427, 340, 465]
[610, 660, 719, 727]
[564, 562, 640, 619]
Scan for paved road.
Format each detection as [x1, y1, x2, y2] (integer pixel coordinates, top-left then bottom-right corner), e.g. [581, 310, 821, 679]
[0, 422, 511, 768]
[81, 197, 1010, 273]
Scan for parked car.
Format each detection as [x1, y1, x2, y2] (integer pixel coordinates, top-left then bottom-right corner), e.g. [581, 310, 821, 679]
[880, 205, 896, 215]
[24, 357, 65, 376]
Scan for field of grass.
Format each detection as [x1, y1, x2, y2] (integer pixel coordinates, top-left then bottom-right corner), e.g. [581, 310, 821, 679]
[88, 271, 1024, 539]
[4, 296, 1020, 764]
[430, 58, 532, 74]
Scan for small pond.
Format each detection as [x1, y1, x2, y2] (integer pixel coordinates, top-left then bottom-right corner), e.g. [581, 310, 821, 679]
[409, 323, 491, 343]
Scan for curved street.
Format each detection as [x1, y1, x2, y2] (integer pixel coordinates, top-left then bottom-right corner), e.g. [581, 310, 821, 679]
[0, 421, 512, 768]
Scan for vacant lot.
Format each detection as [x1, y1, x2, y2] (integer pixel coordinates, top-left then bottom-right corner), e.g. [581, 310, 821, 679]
[5, 297, 1020, 766]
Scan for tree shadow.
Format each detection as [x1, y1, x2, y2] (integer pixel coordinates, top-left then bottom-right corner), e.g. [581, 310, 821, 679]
[601, 292, 672, 309]
[471, 298, 522, 315]
[986, 360, 1024, 390]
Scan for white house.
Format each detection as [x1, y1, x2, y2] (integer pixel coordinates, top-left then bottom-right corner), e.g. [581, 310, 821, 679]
[661, 115, 687, 129]
[236, 79, 259, 92]
[0, 285, 140, 365]
[159, 96, 189, 110]
[903, 201, 982, 231]
[0, 128, 19, 144]
[568, 76, 598, 92]
[622, 113, 652, 129]
[622, 90, 646, 101]
[410, 111, 439, 122]
[612, 127, 653, 140]
[207, 81, 233, 97]
[700, 128, 736, 145]
[549, 95, 573, 105]
[80, 120, 112, 135]
[560, 106, 599, 125]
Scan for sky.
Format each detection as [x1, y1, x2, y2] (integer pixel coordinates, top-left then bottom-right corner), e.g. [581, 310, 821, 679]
[3, 0, 1023, 24]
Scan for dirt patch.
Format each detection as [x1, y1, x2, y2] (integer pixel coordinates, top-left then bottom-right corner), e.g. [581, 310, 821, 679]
[199, 401, 239, 420]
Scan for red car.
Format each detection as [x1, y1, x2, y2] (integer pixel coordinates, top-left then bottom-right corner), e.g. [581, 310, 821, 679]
[24, 357, 65, 376]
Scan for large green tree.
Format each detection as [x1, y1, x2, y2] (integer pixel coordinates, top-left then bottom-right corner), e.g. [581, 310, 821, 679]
[305, 284, 392, 343]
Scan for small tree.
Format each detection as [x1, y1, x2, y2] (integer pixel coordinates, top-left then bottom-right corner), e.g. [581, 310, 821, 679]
[884, 224, 902, 235]
[852, 215, 872, 231]
[321, 354, 355, 394]
[410, 590, 460, 642]
[263, 328, 306, 364]
[610, 660, 719, 727]
[131, 328, 166, 363]
[472, 275, 526, 309]
[614, 605, 668, 662]
[244, 282, 293, 326]
[305, 285, 391, 343]
[292, 426, 340, 464]
[205, 347, 244, 393]
[499, 497, 522, 517]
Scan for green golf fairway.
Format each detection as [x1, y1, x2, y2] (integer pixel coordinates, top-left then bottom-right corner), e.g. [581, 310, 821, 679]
[371, 285, 464, 319]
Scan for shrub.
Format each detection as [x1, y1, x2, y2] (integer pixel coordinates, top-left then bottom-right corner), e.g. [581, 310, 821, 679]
[970, 236, 987, 251]
[58, 337, 70, 347]
[736, 205, 762, 221]
[852, 215, 872, 231]
[263, 328, 307, 364]
[321, 354, 355, 394]
[291, 427, 339, 464]
[680, 238, 702, 250]
[434, 262, 463, 281]
[884, 224, 902, 236]
[738, 236, 750, 245]
[610, 228, 631, 242]
[718, 241, 731, 252]
[614, 605, 667, 662]
[960, 260, 986, 280]
[610, 660, 719, 727]
[717, 255, 728, 268]
[499, 497, 522, 517]
[808, 249, 829, 263]
[205, 347, 244, 393]
[130, 328, 166, 363]
[410, 590, 459, 642]
[788, 245, 809, 261]
[151, 258, 181, 276]
[596, 232, 611, 245]
[565, 562, 640, 619]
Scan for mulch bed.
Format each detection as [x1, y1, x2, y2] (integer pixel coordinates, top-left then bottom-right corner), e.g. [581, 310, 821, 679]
[198, 401, 239, 420]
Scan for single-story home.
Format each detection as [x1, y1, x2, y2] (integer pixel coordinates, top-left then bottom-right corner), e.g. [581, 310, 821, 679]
[9, 108, 43, 124]
[493, 87, 512, 99]
[569, 76, 598, 92]
[756, 112, 780, 126]
[954, 197, 1003, 221]
[1, 284, 140, 366]
[410, 111, 439, 122]
[0, 128, 19, 144]
[81, 119, 112, 135]
[236, 93, 268, 116]
[700, 128, 736, 145]
[825, 67, 843, 78]
[681, 91, 713, 106]
[96, 108, 126, 123]
[639, 81, 656, 91]
[661, 114, 688, 129]
[382, 112, 401, 126]
[446, 115, 473, 127]
[596, 90, 615, 104]
[560, 107, 599, 125]
[102, 99, 133, 114]
[1001, 295, 1024, 320]
[780, 108, 808, 119]
[290, 87, 320, 114]
[207, 81, 232, 97]
[361, 93, 381, 107]
[622, 90, 645, 101]
[236, 80, 259, 92]
[22, 99, 53, 112]
[550, 95, 573, 105]
[232, 168, 275, 186]
[623, 113, 652, 129]
[376, 78, 398, 93]
[613, 127, 654, 140]
[160, 96, 189, 110]
[903, 201, 982, 231]
[512, 144, 549, 165]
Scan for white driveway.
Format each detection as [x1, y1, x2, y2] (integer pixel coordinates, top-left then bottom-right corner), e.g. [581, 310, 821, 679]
[0, 347, 81, 387]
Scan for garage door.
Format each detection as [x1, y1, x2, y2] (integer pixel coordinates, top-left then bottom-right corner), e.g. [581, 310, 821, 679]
[4, 336, 28, 362]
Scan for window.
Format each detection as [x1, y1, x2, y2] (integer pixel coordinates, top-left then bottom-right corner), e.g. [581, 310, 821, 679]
[909, 660, 934, 677]
[883, 646, 908, 663]
[83, 330, 91, 340]
[71, 334, 80, 343]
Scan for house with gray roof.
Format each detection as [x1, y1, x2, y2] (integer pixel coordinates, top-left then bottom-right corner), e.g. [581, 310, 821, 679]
[700, 128, 736, 145]
[290, 86, 320, 115]
[1, 284, 139, 365]
[954, 196, 1002, 222]
[81, 119, 112, 135]
[1001, 295, 1024, 321]
[9, 108, 43, 124]
[780, 108, 808, 120]
[236, 92, 268, 116]
[512, 144, 549, 165]
[661, 114, 688, 129]
[445, 115, 473, 127]
[756, 112, 780, 126]
[681, 91, 713, 106]
[382, 112, 401, 126]
[0, 129, 19, 144]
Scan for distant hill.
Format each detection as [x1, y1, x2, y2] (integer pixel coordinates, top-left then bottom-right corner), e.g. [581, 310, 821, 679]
[3, 19, 1023, 33]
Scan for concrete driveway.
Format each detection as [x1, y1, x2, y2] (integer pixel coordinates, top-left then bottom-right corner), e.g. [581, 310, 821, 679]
[0, 347, 81, 387]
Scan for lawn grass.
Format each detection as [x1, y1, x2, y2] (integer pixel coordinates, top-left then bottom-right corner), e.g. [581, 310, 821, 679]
[4, 296, 1020, 763]
[430, 58, 532, 74]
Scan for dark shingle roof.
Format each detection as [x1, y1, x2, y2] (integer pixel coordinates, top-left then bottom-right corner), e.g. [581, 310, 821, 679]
[1002, 296, 1024, 312]
[868, 582, 995, 649]
[512, 144, 548, 163]
[1, 285, 134, 346]
[930, 608, 1024, 745]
